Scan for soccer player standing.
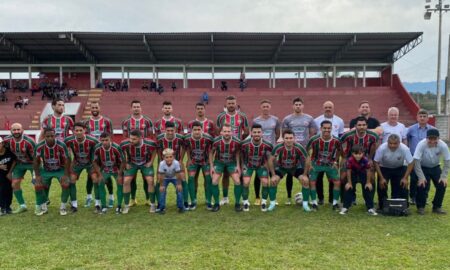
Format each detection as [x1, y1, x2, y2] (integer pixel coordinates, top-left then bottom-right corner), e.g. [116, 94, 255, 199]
[187, 103, 216, 136]
[40, 98, 74, 142]
[154, 101, 184, 135]
[3, 123, 35, 214]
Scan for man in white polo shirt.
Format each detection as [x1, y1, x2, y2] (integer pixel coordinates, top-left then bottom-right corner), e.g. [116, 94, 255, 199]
[374, 134, 414, 210]
[380, 107, 407, 144]
[413, 129, 450, 215]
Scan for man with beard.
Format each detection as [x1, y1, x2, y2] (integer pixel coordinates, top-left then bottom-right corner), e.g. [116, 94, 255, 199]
[154, 101, 184, 135]
[216, 95, 248, 206]
[349, 101, 383, 135]
[83, 101, 114, 208]
[121, 100, 153, 206]
[40, 98, 74, 142]
[3, 123, 35, 214]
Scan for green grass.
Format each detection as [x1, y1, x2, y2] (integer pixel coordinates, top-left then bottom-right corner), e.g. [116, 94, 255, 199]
[1, 172, 450, 270]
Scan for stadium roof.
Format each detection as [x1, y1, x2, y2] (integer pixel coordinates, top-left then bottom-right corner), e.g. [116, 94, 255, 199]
[0, 32, 422, 65]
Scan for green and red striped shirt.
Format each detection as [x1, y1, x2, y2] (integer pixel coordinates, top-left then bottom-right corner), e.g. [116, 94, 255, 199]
[340, 130, 379, 158]
[216, 112, 248, 139]
[41, 114, 74, 142]
[156, 133, 185, 161]
[184, 133, 214, 165]
[85, 116, 113, 139]
[93, 143, 124, 174]
[64, 135, 99, 167]
[272, 143, 308, 170]
[35, 140, 70, 171]
[120, 138, 157, 166]
[241, 138, 273, 168]
[307, 134, 341, 166]
[121, 115, 153, 138]
[211, 136, 241, 163]
[154, 116, 184, 135]
[4, 134, 36, 164]
[187, 119, 215, 137]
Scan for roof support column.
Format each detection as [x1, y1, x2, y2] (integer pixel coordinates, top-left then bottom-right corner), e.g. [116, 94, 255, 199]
[90, 65, 96, 89]
[183, 66, 187, 88]
[9, 71, 12, 91]
[121, 66, 124, 84]
[297, 68, 301, 88]
[211, 66, 215, 89]
[28, 65, 32, 91]
[272, 66, 276, 88]
[152, 66, 156, 82]
[156, 68, 159, 85]
[325, 70, 329, 88]
[269, 69, 272, 88]
[354, 71, 358, 88]
[332, 66, 337, 88]
[363, 65, 366, 88]
[303, 66, 307, 88]
[59, 66, 63, 88]
[127, 71, 130, 88]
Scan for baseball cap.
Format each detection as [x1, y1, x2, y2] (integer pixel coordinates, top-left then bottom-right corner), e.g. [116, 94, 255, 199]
[427, 129, 440, 138]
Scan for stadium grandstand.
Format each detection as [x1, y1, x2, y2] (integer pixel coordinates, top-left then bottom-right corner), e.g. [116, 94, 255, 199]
[0, 31, 424, 139]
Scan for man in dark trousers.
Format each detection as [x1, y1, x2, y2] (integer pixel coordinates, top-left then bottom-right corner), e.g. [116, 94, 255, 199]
[0, 137, 17, 215]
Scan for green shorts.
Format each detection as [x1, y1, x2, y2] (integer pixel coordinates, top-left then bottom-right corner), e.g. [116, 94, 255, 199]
[188, 164, 210, 174]
[12, 163, 33, 180]
[124, 164, 154, 177]
[243, 167, 268, 178]
[309, 165, 339, 181]
[71, 165, 93, 178]
[213, 160, 237, 174]
[101, 172, 119, 183]
[40, 169, 69, 186]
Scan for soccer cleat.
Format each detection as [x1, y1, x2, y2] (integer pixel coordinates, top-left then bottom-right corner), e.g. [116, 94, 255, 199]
[84, 197, 92, 208]
[158, 208, 166, 215]
[5, 208, 12, 214]
[34, 206, 45, 216]
[41, 204, 48, 214]
[318, 199, 324, 205]
[46, 200, 51, 205]
[129, 199, 137, 207]
[432, 208, 447, 215]
[332, 204, 340, 211]
[254, 198, 261, 206]
[13, 205, 28, 214]
[122, 205, 130, 214]
[303, 205, 311, 212]
[243, 202, 250, 212]
[285, 198, 292, 205]
[234, 204, 243, 212]
[339, 208, 348, 215]
[71, 206, 78, 214]
[206, 203, 213, 211]
[212, 204, 220, 212]
[367, 208, 378, 216]
[108, 199, 114, 208]
[417, 208, 425, 215]
[261, 202, 267, 212]
[94, 205, 101, 214]
[220, 197, 229, 206]
[115, 207, 122, 214]
[311, 204, 318, 211]
[60, 208, 67, 216]
[149, 204, 156, 213]
[184, 202, 189, 210]
[189, 203, 197, 211]
[267, 201, 276, 212]
[101, 208, 108, 214]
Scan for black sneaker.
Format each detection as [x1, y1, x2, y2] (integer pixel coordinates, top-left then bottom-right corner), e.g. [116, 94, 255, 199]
[159, 208, 166, 215]
[212, 204, 220, 212]
[95, 205, 101, 214]
[311, 204, 318, 211]
[71, 206, 78, 214]
[115, 206, 121, 214]
[261, 202, 267, 212]
[432, 208, 447, 215]
[318, 199, 324, 206]
[184, 202, 189, 209]
[178, 207, 186, 213]
[332, 204, 339, 211]
[189, 202, 197, 211]
[5, 207, 12, 214]
[417, 208, 425, 215]
[206, 203, 212, 211]
[243, 203, 249, 212]
[235, 204, 242, 212]
[46, 200, 51, 205]
[410, 198, 416, 205]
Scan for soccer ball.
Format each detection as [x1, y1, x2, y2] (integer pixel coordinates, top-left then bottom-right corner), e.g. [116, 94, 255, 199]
[294, 192, 303, 204]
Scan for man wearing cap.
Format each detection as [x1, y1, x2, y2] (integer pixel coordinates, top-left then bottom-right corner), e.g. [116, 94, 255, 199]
[406, 109, 435, 205]
[413, 129, 450, 215]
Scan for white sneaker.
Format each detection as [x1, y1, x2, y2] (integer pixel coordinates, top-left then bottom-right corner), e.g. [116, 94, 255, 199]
[243, 201, 250, 212]
[34, 205, 45, 216]
[60, 208, 67, 216]
[149, 204, 156, 213]
[220, 197, 229, 206]
[268, 201, 276, 212]
[285, 198, 292, 205]
[122, 205, 130, 214]
[339, 208, 348, 215]
[367, 208, 378, 216]
[41, 204, 48, 214]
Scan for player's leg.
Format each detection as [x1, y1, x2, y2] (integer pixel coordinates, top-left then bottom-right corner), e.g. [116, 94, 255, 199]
[241, 168, 253, 212]
[58, 171, 71, 216]
[11, 165, 28, 213]
[122, 166, 137, 214]
[85, 173, 94, 207]
[230, 166, 243, 212]
[211, 161, 224, 211]
[285, 173, 293, 205]
[94, 172, 107, 213]
[221, 170, 230, 205]
[114, 173, 124, 214]
[340, 172, 357, 215]
[315, 171, 325, 205]
[130, 175, 137, 206]
[409, 171, 418, 205]
[428, 167, 446, 214]
[35, 170, 50, 216]
[361, 171, 376, 215]
[106, 178, 114, 208]
[294, 168, 310, 212]
[326, 167, 341, 210]
[254, 175, 261, 206]
[391, 166, 408, 202]
[202, 165, 213, 210]
[69, 167, 83, 212]
[144, 175, 155, 213]
[261, 173, 272, 212]
[378, 167, 390, 210]
[187, 164, 199, 210]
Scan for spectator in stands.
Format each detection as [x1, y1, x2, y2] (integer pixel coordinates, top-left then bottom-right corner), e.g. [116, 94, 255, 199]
[202, 92, 209, 105]
[22, 96, 29, 107]
[122, 81, 128, 92]
[157, 83, 164, 95]
[220, 81, 228, 91]
[142, 81, 149, 91]
[31, 83, 39, 97]
[171, 81, 177, 92]
[115, 80, 121, 91]
[0, 86, 7, 102]
[150, 81, 157, 92]
[14, 96, 23, 110]
[239, 80, 247, 92]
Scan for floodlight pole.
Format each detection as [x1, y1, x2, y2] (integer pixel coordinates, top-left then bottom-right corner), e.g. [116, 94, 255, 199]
[446, 34, 450, 114]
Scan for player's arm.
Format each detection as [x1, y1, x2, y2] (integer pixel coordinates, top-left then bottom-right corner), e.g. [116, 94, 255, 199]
[266, 152, 276, 177]
[209, 147, 216, 174]
[146, 150, 157, 168]
[303, 156, 311, 177]
[63, 148, 71, 178]
[346, 168, 353, 190]
[235, 146, 241, 174]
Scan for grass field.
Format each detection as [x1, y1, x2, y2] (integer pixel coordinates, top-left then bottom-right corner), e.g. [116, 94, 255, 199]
[1, 171, 449, 270]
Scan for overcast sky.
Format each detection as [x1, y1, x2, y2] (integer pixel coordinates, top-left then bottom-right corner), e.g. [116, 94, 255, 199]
[1, 0, 449, 82]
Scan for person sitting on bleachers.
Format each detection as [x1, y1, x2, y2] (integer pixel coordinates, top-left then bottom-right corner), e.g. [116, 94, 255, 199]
[157, 83, 164, 95]
[0, 86, 7, 102]
[150, 81, 157, 92]
[220, 81, 228, 91]
[108, 81, 116, 91]
[171, 81, 177, 92]
[122, 81, 128, 91]
[115, 80, 121, 91]
[202, 92, 209, 105]
[14, 96, 23, 110]
[22, 96, 29, 107]
[141, 81, 149, 91]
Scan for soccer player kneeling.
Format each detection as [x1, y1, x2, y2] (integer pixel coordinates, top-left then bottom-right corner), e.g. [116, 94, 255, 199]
[158, 148, 185, 214]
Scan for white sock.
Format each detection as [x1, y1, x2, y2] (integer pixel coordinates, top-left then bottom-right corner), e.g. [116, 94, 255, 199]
[312, 200, 318, 205]
[270, 200, 276, 205]
[109, 194, 114, 200]
[71, 201, 78, 208]
[95, 200, 100, 206]
[20, 204, 26, 208]
[303, 201, 309, 208]
[60, 203, 66, 209]
[244, 200, 249, 205]
[261, 199, 267, 205]
[332, 199, 338, 205]
[87, 194, 92, 199]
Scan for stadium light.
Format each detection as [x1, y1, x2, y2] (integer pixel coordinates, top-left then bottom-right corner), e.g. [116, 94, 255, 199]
[424, 0, 450, 114]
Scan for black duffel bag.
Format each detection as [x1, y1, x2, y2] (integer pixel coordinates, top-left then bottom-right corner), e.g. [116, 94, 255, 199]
[382, 198, 408, 216]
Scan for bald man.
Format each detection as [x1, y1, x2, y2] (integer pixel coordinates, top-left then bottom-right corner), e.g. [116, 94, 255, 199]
[3, 123, 36, 213]
[314, 101, 345, 205]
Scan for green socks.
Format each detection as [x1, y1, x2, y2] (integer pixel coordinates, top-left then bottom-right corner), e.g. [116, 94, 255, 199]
[188, 176, 197, 203]
[116, 184, 123, 207]
[182, 180, 189, 203]
[69, 183, 77, 202]
[234, 184, 242, 205]
[302, 187, 310, 202]
[242, 186, 249, 201]
[130, 179, 137, 200]
[204, 175, 212, 204]
[333, 189, 340, 201]
[211, 184, 220, 205]
[124, 192, 130, 205]
[269, 186, 277, 201]
[310, 189, 317, 201]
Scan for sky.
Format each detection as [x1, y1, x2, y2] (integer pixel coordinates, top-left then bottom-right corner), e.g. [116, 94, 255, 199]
[0, 0, 449, 83]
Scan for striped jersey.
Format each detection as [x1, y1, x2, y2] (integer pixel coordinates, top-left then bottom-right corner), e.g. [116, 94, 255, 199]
[34, 140, 70, 171]
[184, 133, 214, 165]
[3, 134, 36, 164]
[85, 116, 113, 139]
[187, 119, 215, 137]
[64, 135, 99, 167]
[241, 138, 273, 168]
[41, 114, 74, 142]
[156, 133, 185, 161]
[272, 143, 308, 169]
[121, 115, 153, 138]
[216, 112, 249, 139]
[120, 138, 157, 166]
[340, 130, 379, 158]
[307, 134, 341, 166]
[211, 136, 241, 163]
[154, 116, 184, 135]
[93, 142, 124, 174]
